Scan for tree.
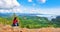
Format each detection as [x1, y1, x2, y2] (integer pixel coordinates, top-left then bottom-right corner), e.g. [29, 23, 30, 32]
[51, 16, 60, 27]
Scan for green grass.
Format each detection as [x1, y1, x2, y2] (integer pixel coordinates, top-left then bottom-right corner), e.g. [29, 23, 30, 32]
[0, 16, 60, 29]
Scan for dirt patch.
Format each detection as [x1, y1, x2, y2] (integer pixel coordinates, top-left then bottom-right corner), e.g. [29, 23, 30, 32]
[0, 24, 60, 32]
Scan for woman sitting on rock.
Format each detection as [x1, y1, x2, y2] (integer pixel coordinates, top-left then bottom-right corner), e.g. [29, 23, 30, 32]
[12, 17, 19, 26]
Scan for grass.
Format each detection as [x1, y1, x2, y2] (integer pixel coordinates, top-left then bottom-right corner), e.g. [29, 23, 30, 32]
[0, 16, 60, 29]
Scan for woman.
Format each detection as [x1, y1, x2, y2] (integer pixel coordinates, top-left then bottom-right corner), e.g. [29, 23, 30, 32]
[12, 17, 19, 26]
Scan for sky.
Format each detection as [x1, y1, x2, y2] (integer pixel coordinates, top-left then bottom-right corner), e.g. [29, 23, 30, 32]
[17, 0, 60, 8]
[0, 0, 60, 17]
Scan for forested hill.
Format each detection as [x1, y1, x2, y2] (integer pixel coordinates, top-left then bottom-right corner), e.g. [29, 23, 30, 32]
[0, 13, 60, 29]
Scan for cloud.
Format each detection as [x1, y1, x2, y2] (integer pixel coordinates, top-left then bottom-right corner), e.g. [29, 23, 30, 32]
[0, 0, 60, 16]
[0, 0, 21, 13]
[0, 0, 20, 9]
[0, 9, 12, 13]
[16, 7, 60, 15]
[41, 0, 46, 3]
[0, 6, 60, 16]
[37, 0, 47, 3]
[28, 0, 32, 2]
[37, 8, 60, 15]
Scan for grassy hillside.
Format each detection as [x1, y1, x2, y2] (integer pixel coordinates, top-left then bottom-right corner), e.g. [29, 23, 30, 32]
[0, 15, 59, 29]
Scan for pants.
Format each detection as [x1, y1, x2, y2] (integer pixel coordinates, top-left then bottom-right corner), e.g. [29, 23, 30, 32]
[12, 22, 19, 26]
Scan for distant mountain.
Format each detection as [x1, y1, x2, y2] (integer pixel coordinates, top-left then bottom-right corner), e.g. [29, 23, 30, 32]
[0, 13, 43, 17]
[0, 13, 13, 17]
[0, 13, 57, 20]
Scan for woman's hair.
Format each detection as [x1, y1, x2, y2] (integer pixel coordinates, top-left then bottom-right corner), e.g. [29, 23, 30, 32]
[14, 17, 17, 20]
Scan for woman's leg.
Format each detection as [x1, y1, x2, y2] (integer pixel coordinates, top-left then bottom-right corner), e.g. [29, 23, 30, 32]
[12, 23, 16, 26]
[15, 22, 19, 26]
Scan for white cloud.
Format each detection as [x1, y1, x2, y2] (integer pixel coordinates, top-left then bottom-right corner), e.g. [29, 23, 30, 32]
[0, 9, 12, 13]
[1, 7, 60, 16]
[0, 0, 60, 16]
[41, 0, 46, 3]
[37, 0, 47, 3]
[28, 0, 32, 2]
[37, 8, 60, 15]
[0, 0, 20, 9]
[0, 0, 21, 13]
